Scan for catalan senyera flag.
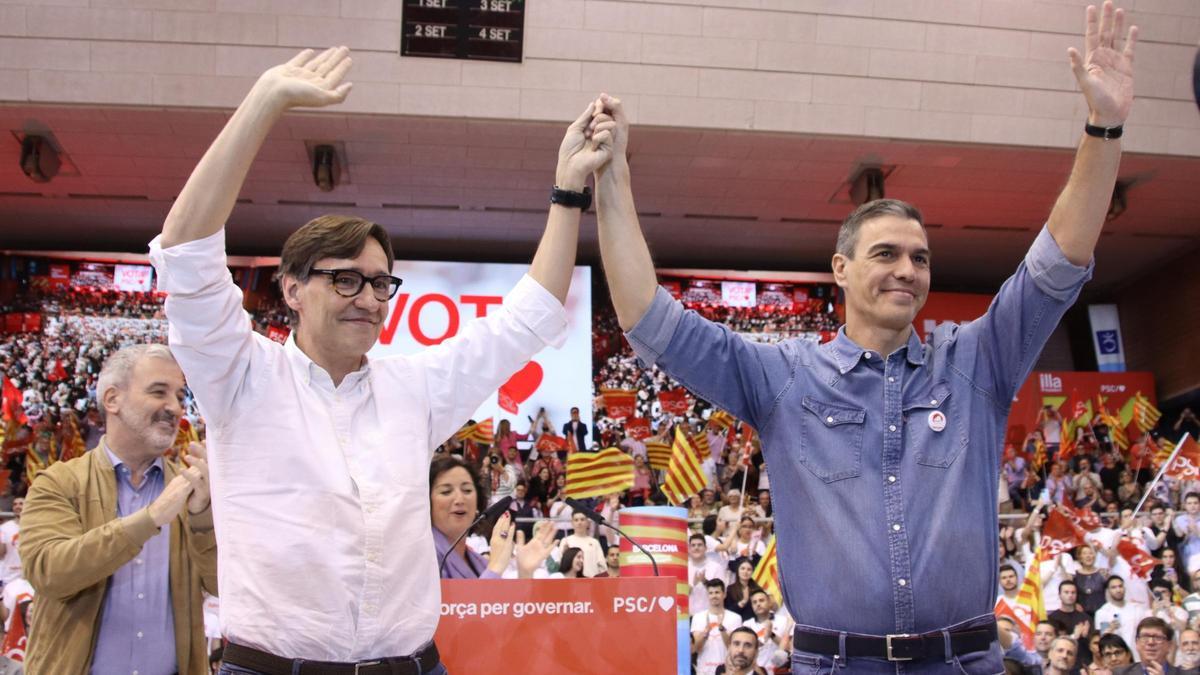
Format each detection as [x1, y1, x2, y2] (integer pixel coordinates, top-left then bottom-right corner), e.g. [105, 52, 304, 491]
[1133, 391, 1162, 434]
[25, 435, 54, 487]
[1012, 547, 1047, 643]
[1164, 435, 1200, 481]
[601, 388, 638, 420]
[752, 535, 781, 605]
[1095, 397, 1128, 451]
[564, 447, 635, 499]
[691, 432, 710, 461]
[58, 412, 87, 463]
[1032, 436, 1047, 471]
[454, 418, 495, 446]
[662, 427, 708, 505]
[707, 409, 735, 432]
[645, 439, 672, 471]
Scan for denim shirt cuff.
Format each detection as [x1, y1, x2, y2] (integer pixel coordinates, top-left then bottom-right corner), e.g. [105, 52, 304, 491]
[1025, 224, 1093, 301]
[624, 286, 684, 367]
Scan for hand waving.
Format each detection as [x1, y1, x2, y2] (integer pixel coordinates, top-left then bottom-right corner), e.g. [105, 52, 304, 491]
[259, 47, 354, 110]
[515, 520, 559, 579]
[1068, 2, 1137, 127]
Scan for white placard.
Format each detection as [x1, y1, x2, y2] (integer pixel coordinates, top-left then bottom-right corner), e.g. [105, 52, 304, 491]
[369, 260, 593, 438]
[114, 264, 153, 292]
[721, 280, 756, 307]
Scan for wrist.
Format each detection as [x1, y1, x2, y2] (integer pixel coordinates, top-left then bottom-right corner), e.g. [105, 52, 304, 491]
[555, 168, 587, 192]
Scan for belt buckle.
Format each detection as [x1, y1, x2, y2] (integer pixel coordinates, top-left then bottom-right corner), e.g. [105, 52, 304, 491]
[354, 661, 382, 674]
[886, 634, 913, 661]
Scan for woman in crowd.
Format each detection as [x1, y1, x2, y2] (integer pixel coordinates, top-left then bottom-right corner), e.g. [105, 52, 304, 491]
[559, 510, 606, 577]
[723, 556, 761, 621]
[719, 516, 766, 563]
[630, 454, 655, 506]
[486, 448, 520, 506]
[529, 465, 554, 509]
[1117, 469, 1142, 509]
[1150, 546, 1189, 597]
[1073, 543, 1109, 616]
[493, 418, 531, 474]
[556, 547, 586, 579]
[430, 455, 555, 579]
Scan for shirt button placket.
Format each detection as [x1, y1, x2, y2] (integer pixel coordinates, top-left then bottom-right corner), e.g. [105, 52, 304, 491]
[883, 357, 914, 631]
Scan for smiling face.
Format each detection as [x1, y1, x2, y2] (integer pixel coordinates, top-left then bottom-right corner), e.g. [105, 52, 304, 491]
[105, 355, 186, 454]
[284, 237, 391, 365]
[832, 214, 930, 337]
[430, 466, 479, 543]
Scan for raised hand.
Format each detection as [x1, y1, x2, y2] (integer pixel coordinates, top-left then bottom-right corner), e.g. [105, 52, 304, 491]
[258, 46, 354, 110]
[148, 474, 195, 528]
[1068, 2, 1137, 127]
[594, 94, 629, 181]
[515, 520, 559, 578]
[556, 100, 616, 190]
[182, 441, 210, 514]
[486, 512, 517, 576]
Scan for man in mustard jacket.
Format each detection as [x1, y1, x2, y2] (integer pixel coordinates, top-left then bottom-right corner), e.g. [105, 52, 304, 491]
[20, 343, 218, 674]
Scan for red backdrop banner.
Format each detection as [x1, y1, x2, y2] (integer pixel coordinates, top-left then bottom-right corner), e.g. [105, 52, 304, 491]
[1007, 371, 1157, 448]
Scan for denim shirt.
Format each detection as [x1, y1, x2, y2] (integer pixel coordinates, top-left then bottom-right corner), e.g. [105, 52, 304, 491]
[627, 225, 1091, 635]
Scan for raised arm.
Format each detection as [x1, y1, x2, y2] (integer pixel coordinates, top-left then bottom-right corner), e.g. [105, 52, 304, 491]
[592, 95, 658, 331]
[1046, 1, 1136, 265]
[160, 47, 353, 249]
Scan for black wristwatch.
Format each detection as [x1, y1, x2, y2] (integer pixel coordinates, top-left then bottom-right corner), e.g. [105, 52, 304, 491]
[550, 185, 592, 211]
[1084, 122, 1123, 139]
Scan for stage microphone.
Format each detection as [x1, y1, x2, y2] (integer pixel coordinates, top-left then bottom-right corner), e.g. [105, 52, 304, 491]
[439, 495, 513, 577]
[563, 497, 660, 577]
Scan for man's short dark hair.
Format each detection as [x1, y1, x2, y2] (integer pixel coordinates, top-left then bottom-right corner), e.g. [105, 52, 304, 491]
[1098, 633, 1131, 654]
[1058, 579, 1077, 593]
[570, 406, 580, 413]
[702, 514, 718, 536]
[729, 626, 758, 645]
[1137, 616, 1173, 642]
[689, 533, 706, 545]
[835, 198, 924, 259]
[276, 214, 395, 325]
[999, 564, 1018, 575]
[704, 578, 726, 591]
[1186, 492, 1200, 503]
[1105, 574, 1125, 590]
[749, 588, 769, 601]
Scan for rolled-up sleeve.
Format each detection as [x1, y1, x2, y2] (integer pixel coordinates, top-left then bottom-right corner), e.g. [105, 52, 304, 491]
[1025, 225, 1093, 300]
[503, 275, 570, 349]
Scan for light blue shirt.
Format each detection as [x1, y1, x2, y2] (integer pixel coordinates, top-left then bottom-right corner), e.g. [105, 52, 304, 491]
[91, 446, 176, 675]
[627, 225, 1090, 643]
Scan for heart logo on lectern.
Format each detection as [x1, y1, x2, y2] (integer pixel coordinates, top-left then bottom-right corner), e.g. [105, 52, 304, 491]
[658, 596, 675, 612]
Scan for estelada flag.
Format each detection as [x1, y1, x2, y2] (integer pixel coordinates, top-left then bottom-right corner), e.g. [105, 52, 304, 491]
[564, 447, 634, 499]
[752, 535, 781, 605]
[1164, 435, 1200, 480]
[1116, 537, 1160, 579]
[645, 439, 671, 471]
[657, 388, 690, 416]
[535, 433, 569, 455]
[662, 427, 708, 505]
[624, 417, 651, 441]
[1039, 509, 1086, 557]
[601, 388, 637, 420]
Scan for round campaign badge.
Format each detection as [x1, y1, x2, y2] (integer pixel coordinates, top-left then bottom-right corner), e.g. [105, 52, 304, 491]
[927, 410, 947, 433]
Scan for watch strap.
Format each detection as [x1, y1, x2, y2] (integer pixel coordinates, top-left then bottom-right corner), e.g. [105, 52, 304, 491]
[1084, 122, 1123, 139]
[550, 185, 592, 211]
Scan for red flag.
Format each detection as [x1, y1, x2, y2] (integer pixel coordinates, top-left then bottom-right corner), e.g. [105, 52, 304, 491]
[1039, 509, 1086, 556]
[601, 388, 637, 420]
[657, 388, 690, 416]
[1, 377, 25, 425]
[1165, 436, 1200, 480]
[1116, 537, 1160, 579]
[624, 417, 651, 441]
[535, 433, 569, 455]
[994, 598, 1035, 650]
[0, 585, 32, 661]
[1062, 505, 1101, 533]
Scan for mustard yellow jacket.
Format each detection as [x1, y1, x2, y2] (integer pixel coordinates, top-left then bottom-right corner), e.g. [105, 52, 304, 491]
[20, 439, 217, 674]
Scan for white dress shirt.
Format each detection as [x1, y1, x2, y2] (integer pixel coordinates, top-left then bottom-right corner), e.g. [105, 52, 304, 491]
[148, 230, 568, 661]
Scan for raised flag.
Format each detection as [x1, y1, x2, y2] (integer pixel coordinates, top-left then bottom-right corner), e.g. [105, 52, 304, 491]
[1015, 547, 1047, 630]
[454, 418, 495, 446]
[602, 388, 638, 420]
[535, 433, 569, 456]
[564, 447, 635, 499]
[1116, 537, 1159, 579]
[658, 388, 690, 416]
[1039, 509, 1086, 556]
[0, 585, 32, 661]
[1032, 436, 1048, 471]
[994, 599, 1035, 651]
[707, 410, 735, 431]
[646, 439, 672, 471]
[1, 377, 25, 425]
[58, 412, 87, 463]
[691, 432, 710, 462]
[752, 535, 781, 604]
[662, 427, 708, 505]
[1133, 392, 1162, 434]
[1164, 435, 1200, 480]
[25, 435, 53, 486]
[1062, 504, 1102, 533]
[624, 417, 651, 441]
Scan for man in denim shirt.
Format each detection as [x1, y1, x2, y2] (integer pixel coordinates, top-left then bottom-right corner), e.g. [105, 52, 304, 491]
[587, 2, 1137, 672]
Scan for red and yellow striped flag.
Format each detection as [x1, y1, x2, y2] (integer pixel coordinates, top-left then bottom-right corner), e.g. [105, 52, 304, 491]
[1016, 547, 1047, 625]
[1133, 392, 1162, 433]
[454, 418, 495, 445]
[707, 409, 735, 431]
[564, 447, 635, 499]
[645, 439, 671, 471]
[662, 427, 708, 505]
[58, 412, 88, 462]
[691, 431, 710, 461]
[752, 534, 781, 605]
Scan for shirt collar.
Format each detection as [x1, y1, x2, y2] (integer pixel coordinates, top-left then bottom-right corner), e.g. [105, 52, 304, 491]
[102, 442, 164, 476]
[828, 325, 926, 374]
[284, 332, 371, 389]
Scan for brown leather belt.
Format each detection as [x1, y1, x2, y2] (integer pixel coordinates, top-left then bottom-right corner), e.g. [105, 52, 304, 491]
[223, 641, 440, 675]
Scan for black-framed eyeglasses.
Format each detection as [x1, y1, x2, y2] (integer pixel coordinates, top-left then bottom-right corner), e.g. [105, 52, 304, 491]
[1137, 634, 1168, 643]
[310, 268, 403, 301]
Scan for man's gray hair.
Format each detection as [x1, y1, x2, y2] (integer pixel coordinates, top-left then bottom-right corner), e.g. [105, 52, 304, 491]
[835, 198, 925, 258]
[95, 344, 178, 420]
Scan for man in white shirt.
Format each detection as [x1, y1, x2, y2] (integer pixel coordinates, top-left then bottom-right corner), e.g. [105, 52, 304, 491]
[149, 47, 615, 672]
[691, 579, 744, 675]
[689, 533, 731, 613]
[743, 589, 790, 674]
[0, 498, 23, 586]
[1095, 576, 1148, 659]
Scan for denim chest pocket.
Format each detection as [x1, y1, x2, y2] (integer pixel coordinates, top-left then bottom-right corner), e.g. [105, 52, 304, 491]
[904, 381, 967, 468]
[799, 396, 865, 483]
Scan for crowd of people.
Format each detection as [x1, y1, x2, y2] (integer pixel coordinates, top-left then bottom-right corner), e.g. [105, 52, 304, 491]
[1, 270, 1196, 675]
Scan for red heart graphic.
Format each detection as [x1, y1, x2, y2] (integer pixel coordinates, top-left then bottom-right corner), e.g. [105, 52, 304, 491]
[498, 361, 543, 414]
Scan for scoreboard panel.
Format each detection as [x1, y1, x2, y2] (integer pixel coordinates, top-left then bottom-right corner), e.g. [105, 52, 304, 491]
[402, 0, 524, 63]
